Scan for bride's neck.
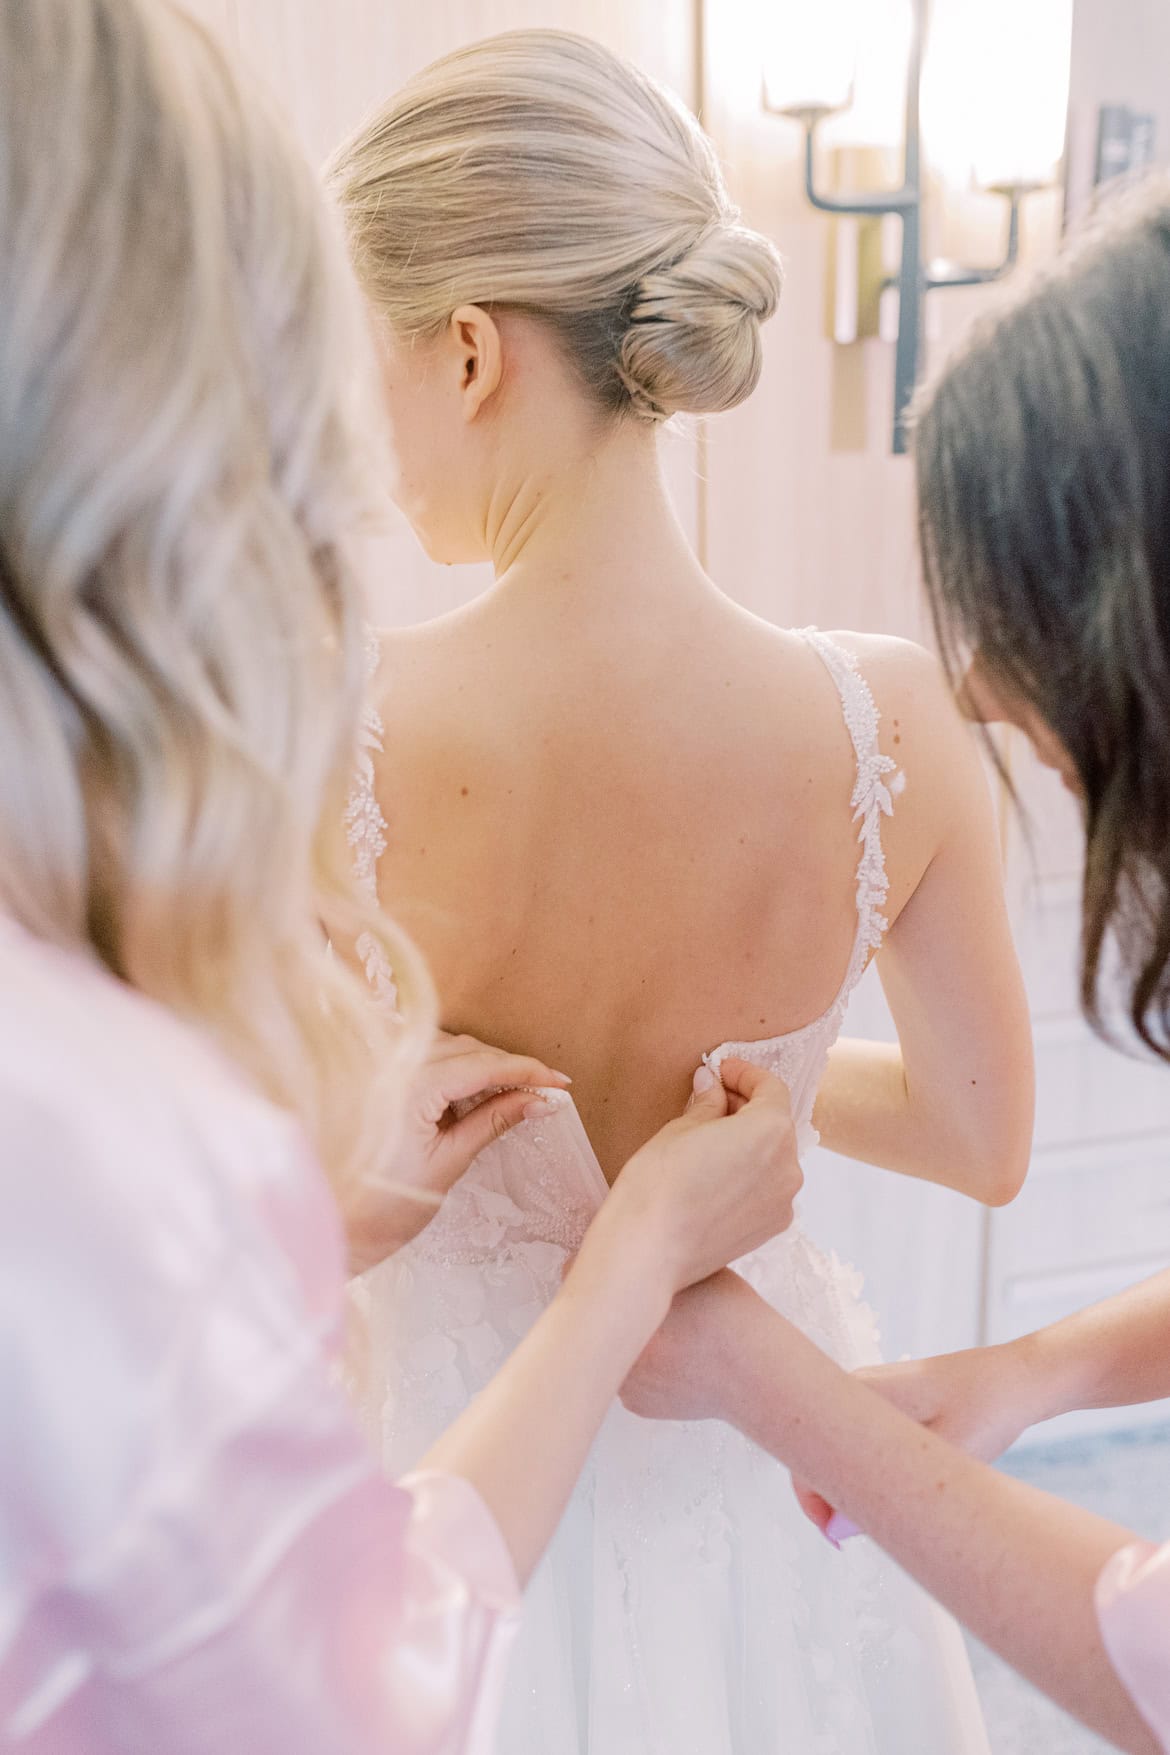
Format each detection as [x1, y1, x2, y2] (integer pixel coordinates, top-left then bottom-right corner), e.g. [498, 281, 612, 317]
[481, 421, 716, 622]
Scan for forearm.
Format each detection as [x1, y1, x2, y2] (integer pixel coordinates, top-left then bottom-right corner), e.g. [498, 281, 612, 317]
[1015, 1268, 1170, 1422]
[724, 1303, 1158, 1754]
[421, 1231, 669, 1586]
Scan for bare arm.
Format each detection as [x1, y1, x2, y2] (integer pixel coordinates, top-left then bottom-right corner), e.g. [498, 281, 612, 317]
[813, 637, 1034, 1206]
[840, 1267, 1170, 1469]
[622, 1274, 1159, 1755]
[1020, 1267, 1170, 1415]
[420, 1224, 668, 1585]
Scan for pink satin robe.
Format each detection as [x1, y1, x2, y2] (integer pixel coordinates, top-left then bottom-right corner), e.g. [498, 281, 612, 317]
[1098, 1541, 1170, 1751]
[0, 918, 518, 1752]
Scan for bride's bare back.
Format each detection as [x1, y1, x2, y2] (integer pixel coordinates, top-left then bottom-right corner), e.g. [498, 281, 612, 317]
[372, 578, 982, 1181]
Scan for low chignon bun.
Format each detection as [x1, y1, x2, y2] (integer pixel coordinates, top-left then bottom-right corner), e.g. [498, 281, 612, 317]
[619, 223, 783, 419]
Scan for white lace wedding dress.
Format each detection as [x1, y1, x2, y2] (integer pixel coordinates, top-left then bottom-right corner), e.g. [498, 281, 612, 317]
[347, 629, 991, 1754]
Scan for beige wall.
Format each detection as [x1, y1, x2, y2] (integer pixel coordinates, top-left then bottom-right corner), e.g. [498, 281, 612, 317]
[192, 0, 697, 164]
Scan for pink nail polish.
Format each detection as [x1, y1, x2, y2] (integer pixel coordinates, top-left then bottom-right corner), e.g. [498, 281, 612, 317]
[825, 1512, 862, 1544]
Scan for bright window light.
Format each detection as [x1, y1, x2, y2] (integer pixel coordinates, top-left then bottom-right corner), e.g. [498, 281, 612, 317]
[762, 1, 863, 115]
[922, 0, 1073, 188]
[822, 0, 916, 149]
[762, 0, 916, 148]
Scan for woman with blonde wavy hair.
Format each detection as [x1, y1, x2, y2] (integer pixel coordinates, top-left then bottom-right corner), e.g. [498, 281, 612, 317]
[329, 28, 1034, 1752]
[0, 4, 803, 1749]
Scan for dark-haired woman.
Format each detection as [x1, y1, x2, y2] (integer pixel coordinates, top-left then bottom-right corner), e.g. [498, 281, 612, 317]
[621, 182, 1170, 1755]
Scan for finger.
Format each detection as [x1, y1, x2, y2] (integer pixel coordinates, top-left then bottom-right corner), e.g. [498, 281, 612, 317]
[439, 1088, 550, 1165]
[430, 1031, 571, 1086]
[434, 1047, 572, 1105]
[428, 1030, 492, 1063]
[680, 1063, 731, 1122]
[718, 1058, 792, 1111]
[430, 1029, 471, 1056]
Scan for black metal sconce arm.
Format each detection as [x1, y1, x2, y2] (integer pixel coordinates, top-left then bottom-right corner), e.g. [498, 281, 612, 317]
[792, 108, 1028, 449]
[925, 187, 1023, 289]
[799, 115, 920, 217]
[793, 110, 923, 453]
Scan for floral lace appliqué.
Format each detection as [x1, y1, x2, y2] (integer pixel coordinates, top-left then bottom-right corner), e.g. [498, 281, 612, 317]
[800, 627, 905, 985]
[344, 629, 398, 1010]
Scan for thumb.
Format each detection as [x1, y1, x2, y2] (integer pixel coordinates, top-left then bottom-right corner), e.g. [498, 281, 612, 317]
[441, 1088, 551, 1165]
[683, 1063, 730, 1121]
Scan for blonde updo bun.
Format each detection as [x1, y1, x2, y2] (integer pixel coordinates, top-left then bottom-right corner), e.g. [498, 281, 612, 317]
[330, 29, 782, 422]
[620, 223, 782, 418]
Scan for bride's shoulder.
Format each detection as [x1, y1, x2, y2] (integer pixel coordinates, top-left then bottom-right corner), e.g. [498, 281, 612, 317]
[817, 628, 941, 685]
[811, 627, 977, 795]
[366, 617, 450, 684]
[366, 605, 488, 688]
[815, 630, 962, 737]
[365, 620, 460, 740]
[362, 620, 490, 814]
[817, 630, 990, 847]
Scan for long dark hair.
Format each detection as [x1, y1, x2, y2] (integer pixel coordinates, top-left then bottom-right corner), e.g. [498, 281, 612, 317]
[915, 181, 1170, 1059]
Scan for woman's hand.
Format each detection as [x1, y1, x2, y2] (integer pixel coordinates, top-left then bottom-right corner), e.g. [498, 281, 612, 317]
[581, 1058, 801, 1304]
[856, 1344, 1041, 1460]
[792, 1341, 1041, 1539]
[347, 1031, 572, 1272]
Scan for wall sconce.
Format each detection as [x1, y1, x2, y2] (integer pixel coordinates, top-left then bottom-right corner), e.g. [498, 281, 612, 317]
[764, 0, 1073, 452]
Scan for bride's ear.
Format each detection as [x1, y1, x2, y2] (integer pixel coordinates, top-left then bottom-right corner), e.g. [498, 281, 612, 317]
[449, 304, 503, 422]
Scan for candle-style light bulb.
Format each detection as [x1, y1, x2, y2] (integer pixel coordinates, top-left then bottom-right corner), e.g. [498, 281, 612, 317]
[922, 0, 1073, 190]
[762, 1, 862, 117]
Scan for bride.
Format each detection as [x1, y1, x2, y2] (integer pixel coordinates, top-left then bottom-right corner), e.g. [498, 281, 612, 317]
[331, 30, 1035, 1752]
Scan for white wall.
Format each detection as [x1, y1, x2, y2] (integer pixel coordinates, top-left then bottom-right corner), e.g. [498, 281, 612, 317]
[1066, 0, 1170, 220]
